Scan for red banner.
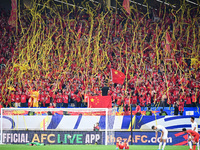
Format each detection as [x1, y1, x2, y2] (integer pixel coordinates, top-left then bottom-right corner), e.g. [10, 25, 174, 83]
[8, 0, 17, 27]
[111, 69, 125, 85]
[166, 31, 171, 53]
[123, 0, 130, 15]
[88, 96, 112, 108]
[77, 23, 82, 40]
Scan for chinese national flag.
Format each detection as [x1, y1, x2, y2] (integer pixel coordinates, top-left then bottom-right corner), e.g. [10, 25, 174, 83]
[165, 31, 171, 53]
[123, 0, 130, 15]
[111, 69, 125, 85]
[88, 96, 112, 108]
[8, 0, 17, 27]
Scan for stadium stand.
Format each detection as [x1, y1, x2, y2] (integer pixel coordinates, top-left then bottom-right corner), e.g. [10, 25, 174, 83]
[0, 0, 199, 116]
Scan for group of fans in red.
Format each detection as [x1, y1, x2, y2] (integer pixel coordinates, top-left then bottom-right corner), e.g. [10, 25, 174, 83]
[116, 117, 199, 150]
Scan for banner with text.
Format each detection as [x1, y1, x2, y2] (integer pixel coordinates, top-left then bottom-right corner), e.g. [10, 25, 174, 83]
[111, 131, 188, 145]
[2, 130, 188, 145]
[2, 131, 102, 145]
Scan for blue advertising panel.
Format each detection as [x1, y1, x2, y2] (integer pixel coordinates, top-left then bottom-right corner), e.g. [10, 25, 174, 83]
[2, 131, 103, 145]
[111, 131, 188, 146]
[3, 130, 189, 145]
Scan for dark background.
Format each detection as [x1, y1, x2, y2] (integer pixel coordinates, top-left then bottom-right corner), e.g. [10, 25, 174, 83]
[1, 0, 199, 13]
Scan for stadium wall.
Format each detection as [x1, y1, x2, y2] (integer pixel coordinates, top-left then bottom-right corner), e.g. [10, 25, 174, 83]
[1, 115, 200, 131]
[2, 130, 188, 145]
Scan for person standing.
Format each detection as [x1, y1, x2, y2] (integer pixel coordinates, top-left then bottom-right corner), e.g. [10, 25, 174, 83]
[183, 128, 199, 150]
[135, 103, 141, 116]
[20, 91, 27, 107]
[15, 91, 21, 108]
[152, 125, 168, 150]
[56, 91, 63, 108]
[45, 91, 51, 107]
[63, 91, 69, 108]
[178, 99, 185, 115]
[188, 117, 199, 150]
[10, 91, 15, 107]
[93, 122, 100, 131]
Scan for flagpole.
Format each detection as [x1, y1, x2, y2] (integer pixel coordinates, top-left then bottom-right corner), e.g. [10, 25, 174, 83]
[130, 104, 133, 145]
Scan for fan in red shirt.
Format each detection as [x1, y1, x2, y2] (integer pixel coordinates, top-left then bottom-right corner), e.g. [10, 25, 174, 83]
[124, 95, 130, 106]
[15, 91, 21, 108]
[63, 91, 69, 107]
[10, 91, 15, 107]
[146, 93, 151, 107]
[45, 91, 51, 107]
[116, 94, 123, 107]
[6, 92, 11, 107]
[74, 91, 82, 107]
[20, 91, 27, 107]
[40, 91, 46, 107]
[135, 102, 141, 116]
[185, 93, 192, 107]
[139, 95, 145, 108]
[48, 103, 55, 108]
[183, 128, 199, 150]
[56, 91, 63, 108]
[178, 99, 184, 115]
[131, 92, 137, 106]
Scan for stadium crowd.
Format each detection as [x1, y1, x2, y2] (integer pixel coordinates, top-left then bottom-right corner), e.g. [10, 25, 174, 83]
[0, 1, 199, 112]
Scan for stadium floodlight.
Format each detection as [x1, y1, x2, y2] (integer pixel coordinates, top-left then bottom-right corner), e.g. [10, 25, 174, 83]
[0, 107, 116, 145]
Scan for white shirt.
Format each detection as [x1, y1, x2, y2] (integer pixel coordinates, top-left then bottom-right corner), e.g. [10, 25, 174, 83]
[192, 121, 198, 132]
[156, 125, 168, 133]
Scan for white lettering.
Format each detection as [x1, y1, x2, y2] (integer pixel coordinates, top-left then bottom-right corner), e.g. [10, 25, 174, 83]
[167, 137, 172, 143]
[11, 133, 13, 143]
[151, 137, 173, 143]
[95, 134, 100, 142]
[85, 134, 90, 144]
[26, 134, 29, 142]
[18, 133, 20, 143]
[21, 134, 25, 143]
[90, 134, 95, 143]
[151, 137, 156, 143]
[3, 133, 6, 143]
[7, 133, 10, 143]
[14, 134, 18, 143]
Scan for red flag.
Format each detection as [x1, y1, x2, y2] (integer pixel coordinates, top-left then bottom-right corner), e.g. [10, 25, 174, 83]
[8, 0, 17, 27]
[111, 69, 125, 85]
[165, 32, 171, 53]
[77, 23, 82, 40]
[88, 96, 112, 108]
[123, 0, 130, 15]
